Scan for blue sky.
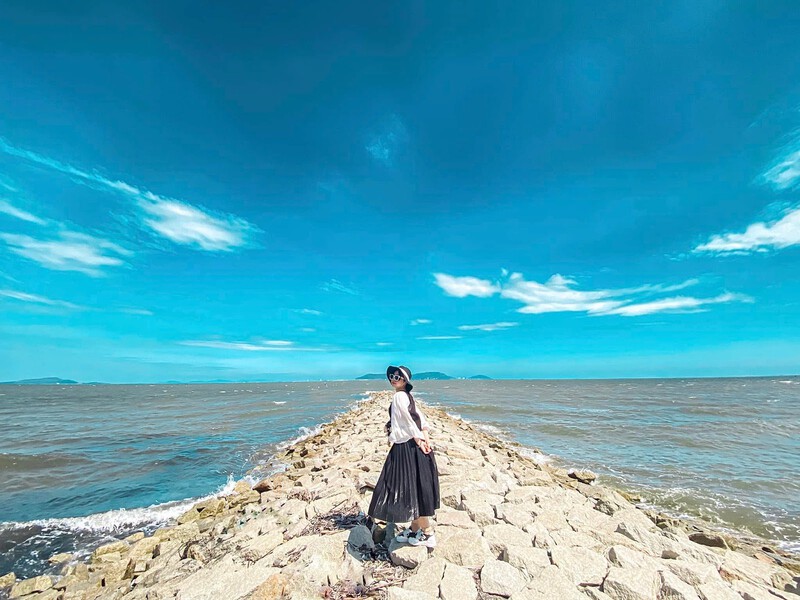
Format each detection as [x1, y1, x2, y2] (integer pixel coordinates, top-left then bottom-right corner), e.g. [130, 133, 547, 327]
[1, 2, 800, 382]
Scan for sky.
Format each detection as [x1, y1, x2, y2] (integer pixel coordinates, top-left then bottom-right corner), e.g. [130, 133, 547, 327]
[1, 2, 800, 382]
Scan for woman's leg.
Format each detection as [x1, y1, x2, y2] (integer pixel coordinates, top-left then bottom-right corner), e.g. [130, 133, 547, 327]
[410, 516, 432, 533]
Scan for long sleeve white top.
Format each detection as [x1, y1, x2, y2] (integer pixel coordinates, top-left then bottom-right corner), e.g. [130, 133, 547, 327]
[388, 391, 431, 444]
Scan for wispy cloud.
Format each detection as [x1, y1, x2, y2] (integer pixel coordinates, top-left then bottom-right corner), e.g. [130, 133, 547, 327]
[118, 307, 154, 316]
[600, 293, 753, 317]
[137, 197, 256, 252]
[0, 176, 17, 192]
[761, 136, 800, 190]
[0, 138, 258, 251]
[376, 342, 393, 346]
[433, 273, 500, 298]
[434, 271, 747, 317]
[321, 279, 359, 295]
[694, 205, 800, 254]
[0, 230, 131, 276]
[299, 327, 316, 332]
[0, 288, 84, 309]
[179, 339, 324, 352]
[294, 308, 323, 316]
[0, 199, 47, 225]
[411, 318, 432, 325]
[458, 322, 519, 332]
[366, 114, 407, 166]
[418, 335, 462, 340]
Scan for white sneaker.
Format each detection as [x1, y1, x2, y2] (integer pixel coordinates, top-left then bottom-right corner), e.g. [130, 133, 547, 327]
[407, 529, 436, 548]
[394, 527, 415, 543]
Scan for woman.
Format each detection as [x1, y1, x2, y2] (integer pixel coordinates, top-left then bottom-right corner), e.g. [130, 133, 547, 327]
[367, 365, 440, 548]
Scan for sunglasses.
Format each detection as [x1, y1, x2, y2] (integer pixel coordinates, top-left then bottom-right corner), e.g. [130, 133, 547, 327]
[388, 373, 405, 382]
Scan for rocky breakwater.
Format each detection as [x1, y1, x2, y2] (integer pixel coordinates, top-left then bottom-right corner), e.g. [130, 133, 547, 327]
[1, 391, 798, 600]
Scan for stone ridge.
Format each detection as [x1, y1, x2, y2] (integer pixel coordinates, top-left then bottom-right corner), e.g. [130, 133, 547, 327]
[1, 391, 797, 600]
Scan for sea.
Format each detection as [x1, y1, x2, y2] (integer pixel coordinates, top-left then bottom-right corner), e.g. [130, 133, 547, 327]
[0, 377, 798, 580]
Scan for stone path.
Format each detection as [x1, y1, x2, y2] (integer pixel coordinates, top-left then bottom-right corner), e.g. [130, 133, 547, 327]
[2, 391, 798, 600]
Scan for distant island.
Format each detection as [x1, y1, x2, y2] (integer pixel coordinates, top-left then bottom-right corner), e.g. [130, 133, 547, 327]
[1, 377, 78, 385]
[356, 372, 491, 380]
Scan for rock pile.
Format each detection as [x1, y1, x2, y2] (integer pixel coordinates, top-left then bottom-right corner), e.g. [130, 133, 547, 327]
[1, 391, 797, 600]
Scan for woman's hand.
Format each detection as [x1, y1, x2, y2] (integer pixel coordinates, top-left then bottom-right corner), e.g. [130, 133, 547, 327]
[417, 439, 432, 454]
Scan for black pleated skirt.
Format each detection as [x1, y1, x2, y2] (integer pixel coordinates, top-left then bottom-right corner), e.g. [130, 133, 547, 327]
[367, 439, 440, 523]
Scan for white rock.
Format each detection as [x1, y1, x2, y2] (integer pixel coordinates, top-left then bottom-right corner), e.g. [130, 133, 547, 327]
[439, 563, 478, 600]
[496, 503, 535, 529]
[602, 566, 660, 600]
[502, 546, 551, 579]
[402, 557, 446, 597]
[696, 580, 745, 600]
[435, 529, 494, 569]
[480, 559, 527, 597]
[386, 588, 436, 600]
[436, 509, 478, 529]
[550, 546, 609, 586]
[659, 569, 701, 600]
[664, 560, 717, 586]
[483, 523, 533, 555]
[514, 565, 586, 600]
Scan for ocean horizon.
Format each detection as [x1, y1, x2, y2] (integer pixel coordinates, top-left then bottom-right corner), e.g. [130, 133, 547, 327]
[1, 377, 798, 580]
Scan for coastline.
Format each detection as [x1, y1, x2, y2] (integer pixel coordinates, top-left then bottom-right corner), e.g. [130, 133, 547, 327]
[1, 390, 797, 600]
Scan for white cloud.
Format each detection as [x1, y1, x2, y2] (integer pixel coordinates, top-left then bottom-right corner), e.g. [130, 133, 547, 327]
[600, 292, 752, 317]
[180, 339, 327, 352]
[411, 318, 432, 325]
[321, 279, 359, 295]
[458, 322, 519, 332]
[694, 205, 800, 254]
[376, 342, 392, 346]
[0, 288, 83, 309]
[761, 140, 800, 190]
[137, 196, 255, 252]
[0, 230, 131, 276]
[433, 273, 500, 298]
[418, 335, 462, 340]
[118, 308, 154, 316]
[295, 308, 323, 316]
[0, 138, 257, 251]
[0, 199, 46, 225]
[299, 327, 316, 332]
[0, 176, 17, 192]
[434, 270, 747, 318]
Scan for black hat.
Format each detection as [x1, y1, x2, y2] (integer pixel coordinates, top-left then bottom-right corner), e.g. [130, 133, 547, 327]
[386, 365, 412, 381]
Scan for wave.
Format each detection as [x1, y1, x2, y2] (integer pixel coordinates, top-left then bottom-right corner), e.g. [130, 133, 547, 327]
[0, 476, 239, 534]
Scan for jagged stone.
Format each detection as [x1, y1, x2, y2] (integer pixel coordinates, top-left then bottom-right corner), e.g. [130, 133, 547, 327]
[439, 562, 478, 600]
[480, 559, 527, 596]
[550, 546, 609, 586]
[9, 575, 53, 598]
[602, 566, 660, 600]
[402, 556, 446, 596]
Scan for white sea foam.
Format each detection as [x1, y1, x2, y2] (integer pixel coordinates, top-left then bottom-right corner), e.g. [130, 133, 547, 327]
[273, 401, 286, 405]
[275, 424, 324, 451]
[475, 422, 503, 435]
[0, 475, 239, 534]
[518, 447, 553, 465]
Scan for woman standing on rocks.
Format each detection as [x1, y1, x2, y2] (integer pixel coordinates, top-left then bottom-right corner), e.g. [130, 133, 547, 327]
[367, 365, 440, 548]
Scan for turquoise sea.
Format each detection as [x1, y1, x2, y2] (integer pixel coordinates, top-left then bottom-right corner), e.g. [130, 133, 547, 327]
[0, 377, 797, 579]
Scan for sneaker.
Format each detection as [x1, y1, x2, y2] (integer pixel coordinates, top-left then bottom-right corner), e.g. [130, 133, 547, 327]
[407, 529, 436, 548]
[394, 527, 415, 543]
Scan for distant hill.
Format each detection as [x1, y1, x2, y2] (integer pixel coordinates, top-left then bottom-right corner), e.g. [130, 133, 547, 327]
[1, 377, 78, 385]
[469, 375, 492, 380]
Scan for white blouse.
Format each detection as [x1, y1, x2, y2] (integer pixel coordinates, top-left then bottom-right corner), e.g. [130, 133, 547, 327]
[388, 391, 431, 444]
